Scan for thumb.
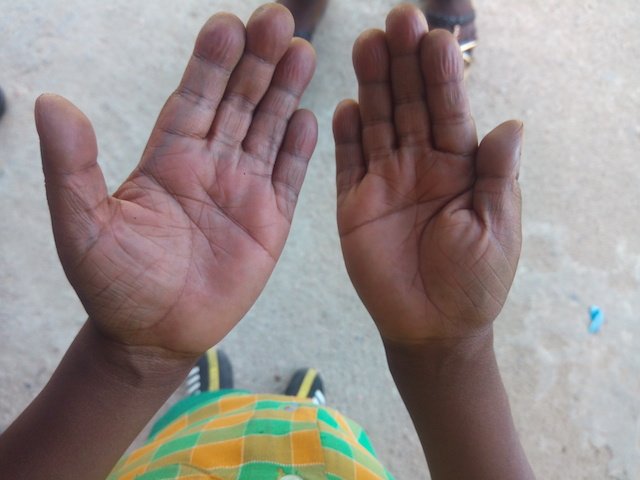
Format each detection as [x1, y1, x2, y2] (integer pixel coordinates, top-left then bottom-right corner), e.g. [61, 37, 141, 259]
[473, 120, 523, 233]
[35, 94, 110, 266]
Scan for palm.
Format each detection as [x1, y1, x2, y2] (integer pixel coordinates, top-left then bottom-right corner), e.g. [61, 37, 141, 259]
[339, 147, 508, 341]
[78, 146, 290, 352]
[334, 13, 522, 343]
[37, 7, 317, 355]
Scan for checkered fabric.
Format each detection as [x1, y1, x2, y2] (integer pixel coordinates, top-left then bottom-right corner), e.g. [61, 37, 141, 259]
[109, 391, 394, 480]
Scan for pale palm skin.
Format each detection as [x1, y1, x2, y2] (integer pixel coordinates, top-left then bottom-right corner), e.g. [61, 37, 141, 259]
[36, 5, 318, 358]
[334, 5, 523, 344]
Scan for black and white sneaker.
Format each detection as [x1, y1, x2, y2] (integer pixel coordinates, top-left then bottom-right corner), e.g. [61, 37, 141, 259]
[186, 348, 233, 396]
[285, 368, 326, 406]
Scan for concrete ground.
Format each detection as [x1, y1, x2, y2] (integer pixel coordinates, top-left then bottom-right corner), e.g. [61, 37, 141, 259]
[1, 0, 639, 478]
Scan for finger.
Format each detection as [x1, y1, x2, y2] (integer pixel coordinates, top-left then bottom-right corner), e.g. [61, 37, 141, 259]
[243, 38, 316, 167]
[272, 109, 318, 220]
[210, 4, 295, 146]
[352, 29, 396, 161]
[35, 94, 110, 262]
[333, 99, 365, 197]
[421, 29, 477, 154]
[385, 5, 430, 148]
[150, 13, 246, 142]
[473, 120, 524, 232]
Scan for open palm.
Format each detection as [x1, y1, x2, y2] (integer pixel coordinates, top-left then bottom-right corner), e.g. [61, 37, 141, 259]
[36, 5, 317, 355]
[334, 7, 523, 343]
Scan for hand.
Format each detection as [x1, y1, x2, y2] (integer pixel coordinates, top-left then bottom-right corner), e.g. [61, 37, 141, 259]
[334, 5, 523, 345]
[35, 4, 317, 357]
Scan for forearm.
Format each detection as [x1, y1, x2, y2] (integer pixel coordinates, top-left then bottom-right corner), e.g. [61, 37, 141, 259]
[385, 329, 535, 480]
[0, 321, 194, 479]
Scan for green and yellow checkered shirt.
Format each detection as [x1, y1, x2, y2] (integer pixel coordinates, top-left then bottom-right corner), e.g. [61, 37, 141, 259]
[109, 391, 394, 480]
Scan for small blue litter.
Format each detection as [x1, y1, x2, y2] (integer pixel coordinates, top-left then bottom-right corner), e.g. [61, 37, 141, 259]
[588, 306, 604, 334]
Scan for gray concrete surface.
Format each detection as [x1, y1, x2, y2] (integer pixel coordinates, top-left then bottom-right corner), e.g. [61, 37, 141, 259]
[1, 0, 639, 478]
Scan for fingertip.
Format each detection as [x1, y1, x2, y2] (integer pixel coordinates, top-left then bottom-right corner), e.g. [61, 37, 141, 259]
[35, 92, 56, 111]
[255, 2, 296, 26]
[34, 94, 97, 174]
[353, 28, 387, 56]
[289, 36, 317, 65]
[421, 29, 464, 83]
[514, 120, 525, 143]
[501, 119, 525, 137]
[249, 2, 295, 30]
[277, 37, 317, 88]
[385, 3, 428, 53]
[201, 11, 245, 32]
[386, 2, 425, 22]
[35, 93, 66, 125]
[246, 3, 295, 59]
[423, 27, 458, 47]
[508, 120, 525, 153]
[195, 13, 246, 65]
[333, 98, 359, 118]
[495, 120, 525, 147]
[35, 94, 90, 138]
[35, 93, 54, 130]
[352, 29, 389, 81]
[292, 108, 318, 129]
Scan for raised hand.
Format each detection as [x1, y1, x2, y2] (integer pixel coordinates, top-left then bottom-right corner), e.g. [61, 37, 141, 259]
[36, 4, 317, 357]
[334, 5, 523, 344]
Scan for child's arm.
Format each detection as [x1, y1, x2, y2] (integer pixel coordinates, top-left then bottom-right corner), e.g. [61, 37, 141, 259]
[385, 332, 533, 479]
[0, 323, 191, 479]
[0, 5, 317, 478]
[334, 5, 534, 478]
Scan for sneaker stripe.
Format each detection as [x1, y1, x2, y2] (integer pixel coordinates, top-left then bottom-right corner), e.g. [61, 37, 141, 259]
[207, 349, 220, 391]
[296, 368, 317, 398]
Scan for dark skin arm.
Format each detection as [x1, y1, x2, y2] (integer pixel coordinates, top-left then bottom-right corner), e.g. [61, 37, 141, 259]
[0, 4, 318, 478]
[334, 5, 535, 479]
[385, 333, 534, 479]
[0, 323, 191, 479]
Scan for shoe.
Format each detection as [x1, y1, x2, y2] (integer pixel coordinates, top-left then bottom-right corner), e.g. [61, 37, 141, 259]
[285, 367, 326, 405]
[424, 1, 478, 67]
[277, 0, 329, 42]
[186, 348, 233, 395]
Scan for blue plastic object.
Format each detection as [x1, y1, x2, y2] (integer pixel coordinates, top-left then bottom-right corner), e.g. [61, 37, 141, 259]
[588, 306, 604, 334]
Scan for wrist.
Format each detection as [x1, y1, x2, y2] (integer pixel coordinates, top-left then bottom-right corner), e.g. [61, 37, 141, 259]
[0, 320, 196, 480]
[80, 321, 196, 393]
[383, 326, 495, 383]
[382, 328, 534, 480]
